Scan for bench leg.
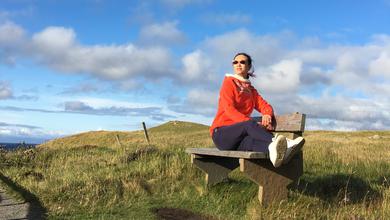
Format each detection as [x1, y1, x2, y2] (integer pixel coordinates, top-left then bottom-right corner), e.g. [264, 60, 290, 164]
[191, 154, 239, 186]
[239, 151, 303, 205]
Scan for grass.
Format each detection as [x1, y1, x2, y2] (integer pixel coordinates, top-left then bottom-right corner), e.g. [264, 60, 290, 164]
[0, 121, 389, 219]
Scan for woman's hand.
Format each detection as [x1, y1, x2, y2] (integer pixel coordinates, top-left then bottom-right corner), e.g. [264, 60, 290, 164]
[261, 115, 271, 126]
[259, 115, 273, 130]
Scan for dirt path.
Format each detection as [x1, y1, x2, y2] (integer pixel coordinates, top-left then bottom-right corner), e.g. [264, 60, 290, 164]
[0, 187, 29, 220]
[0, 180, 46, 220]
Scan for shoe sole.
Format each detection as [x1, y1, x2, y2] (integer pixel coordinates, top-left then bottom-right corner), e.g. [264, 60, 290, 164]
[283, 138, 305, 164]
[271, 135, 287, 168]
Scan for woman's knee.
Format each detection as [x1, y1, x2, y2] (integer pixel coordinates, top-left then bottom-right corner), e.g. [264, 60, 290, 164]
[212, 130, 238, 150]
[213, 137, 237, 150]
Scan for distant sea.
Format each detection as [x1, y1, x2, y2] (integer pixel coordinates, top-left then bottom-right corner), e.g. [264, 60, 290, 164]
[0, 143, 37, 151]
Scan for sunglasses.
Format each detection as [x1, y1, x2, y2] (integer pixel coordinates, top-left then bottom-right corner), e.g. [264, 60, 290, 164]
[232, 60, 247, 65]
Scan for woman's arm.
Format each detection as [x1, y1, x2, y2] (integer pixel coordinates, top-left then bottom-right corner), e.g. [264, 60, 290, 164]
[252, 87, 274, 129]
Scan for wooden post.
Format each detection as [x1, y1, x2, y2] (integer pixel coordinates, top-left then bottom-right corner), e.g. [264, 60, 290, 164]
[142, 122, 150, 144]
[115, 134, 122, 147]
[239, 151, 303, 205]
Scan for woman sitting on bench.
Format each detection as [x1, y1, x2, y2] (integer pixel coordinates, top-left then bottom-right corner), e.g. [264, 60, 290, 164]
[210, 52, 304, 168]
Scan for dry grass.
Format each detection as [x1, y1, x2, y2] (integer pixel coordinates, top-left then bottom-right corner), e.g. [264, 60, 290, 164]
[305, 131, 390, 164]
[0, 122, 389, 219]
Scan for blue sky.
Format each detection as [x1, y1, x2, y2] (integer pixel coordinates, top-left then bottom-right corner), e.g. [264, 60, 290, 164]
[1, 0, 390, 143]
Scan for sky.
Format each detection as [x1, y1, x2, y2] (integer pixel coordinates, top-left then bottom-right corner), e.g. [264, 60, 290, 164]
[0, 0, 390, 143]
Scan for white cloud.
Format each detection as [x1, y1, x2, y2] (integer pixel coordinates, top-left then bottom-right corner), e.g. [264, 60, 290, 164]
[290, 47, 340, 66]
[178, 29, 287, 84]
[299, 66, 331, 86]
[203, 29, 255, 56]
[60, 83, 102, 95]
[0, 121, 65, 143]
[182, 50, 203, 80]
[0, 21, 25, 46]
[31, 27, 173, 79]
[371, 34, 390, 44]
[305, 119, 364, 131]
[62, 100, 174, 120]
[74, 97, 158, 109]
[252, 59, 302, 93]
[32, 26, 76, 52]
[369, 51, 390, 78]
[0, 23, 175, 81]
[187, 89, 218, 107]
[0, 21, 26, 64]
[168, 88, 218, 116]
[332, 46, 382, 79]
[139, 21, 186, 46]
[202, 29, 284, 66]
[266, 94, 390, 130]
[181, 50, 217, 83]
[0, 81, 13, 99]
[299, 96, 389, 123]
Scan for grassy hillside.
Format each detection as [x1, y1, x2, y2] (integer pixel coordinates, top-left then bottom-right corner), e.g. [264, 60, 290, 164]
[0, 121, 389, 219]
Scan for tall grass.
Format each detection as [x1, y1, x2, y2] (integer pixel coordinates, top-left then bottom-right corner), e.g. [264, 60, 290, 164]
[0, 122, 389, 219]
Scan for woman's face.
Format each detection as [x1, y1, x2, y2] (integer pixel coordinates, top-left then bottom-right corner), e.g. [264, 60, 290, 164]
[232, 54, 250, 77]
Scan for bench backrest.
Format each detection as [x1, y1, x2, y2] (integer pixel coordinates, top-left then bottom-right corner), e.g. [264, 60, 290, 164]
[253, 112, 306, 138]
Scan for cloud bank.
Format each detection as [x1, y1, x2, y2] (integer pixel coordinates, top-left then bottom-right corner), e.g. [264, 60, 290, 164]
[176, 29, 390, 130]
[0, 22, 175, 81]
[1, 21, 389, 130]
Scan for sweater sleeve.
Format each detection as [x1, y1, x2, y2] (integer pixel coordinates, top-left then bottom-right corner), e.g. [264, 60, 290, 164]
[219, 78, 251, 122]
[252, 87, 274, 116]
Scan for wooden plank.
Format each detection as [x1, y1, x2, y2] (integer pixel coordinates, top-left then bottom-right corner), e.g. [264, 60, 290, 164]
[253, 112, 306, 132]
[185, 148, 268, 159]
[191, 154, 239, 186]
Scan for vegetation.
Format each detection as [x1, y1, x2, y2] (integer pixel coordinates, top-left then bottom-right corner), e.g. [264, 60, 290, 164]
[0, 121, 389, 219]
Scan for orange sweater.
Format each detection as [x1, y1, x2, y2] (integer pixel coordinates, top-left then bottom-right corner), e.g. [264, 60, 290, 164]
[210, 74, 274, 135]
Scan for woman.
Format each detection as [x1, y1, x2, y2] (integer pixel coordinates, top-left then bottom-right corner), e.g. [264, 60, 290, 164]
[210, 52, 304, 168]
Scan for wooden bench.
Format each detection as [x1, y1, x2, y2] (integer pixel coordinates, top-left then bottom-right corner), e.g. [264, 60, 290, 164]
[186, 112, 306, 205]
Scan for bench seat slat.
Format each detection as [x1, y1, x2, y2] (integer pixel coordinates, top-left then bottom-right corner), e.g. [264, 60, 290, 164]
[186, 148, 268, 159]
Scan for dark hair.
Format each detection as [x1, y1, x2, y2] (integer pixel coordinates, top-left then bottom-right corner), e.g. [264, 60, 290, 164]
[233, 52, 255, 78]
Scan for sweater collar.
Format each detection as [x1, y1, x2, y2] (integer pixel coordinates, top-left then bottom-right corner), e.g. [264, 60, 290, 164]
[225, 73, 250, 83]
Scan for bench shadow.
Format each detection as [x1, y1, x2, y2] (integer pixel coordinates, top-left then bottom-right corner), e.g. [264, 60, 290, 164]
[0, 172, 47, 219]
[152, 207, 217, 220]
[292, 174, 382, 205]
[212, 177, 255, 189]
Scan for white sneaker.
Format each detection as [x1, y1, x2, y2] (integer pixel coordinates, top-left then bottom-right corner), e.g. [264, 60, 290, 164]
[268, 134, 287, 168]
[283, 137, 305, 164]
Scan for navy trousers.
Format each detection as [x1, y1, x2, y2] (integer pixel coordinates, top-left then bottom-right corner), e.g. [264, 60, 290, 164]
[212, 120, 273, 153]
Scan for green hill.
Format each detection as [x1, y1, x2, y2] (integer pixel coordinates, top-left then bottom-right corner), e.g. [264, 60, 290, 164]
[149, 120, 209, 133]
[38, 120, 211, 150]
[0, 121, 389, 219]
